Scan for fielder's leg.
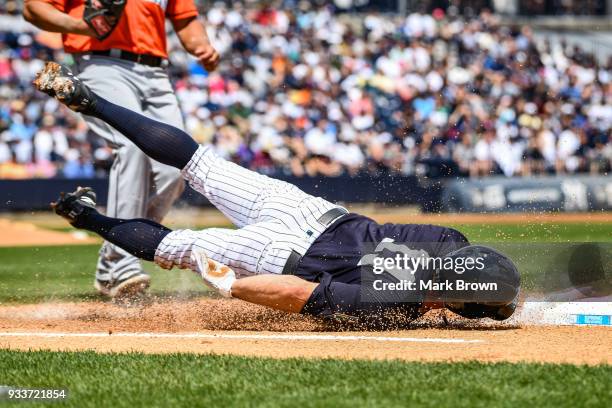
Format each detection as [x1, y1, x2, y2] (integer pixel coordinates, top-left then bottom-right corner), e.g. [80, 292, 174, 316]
[70, 56, 154, 296]
[136, 63, 186, 223]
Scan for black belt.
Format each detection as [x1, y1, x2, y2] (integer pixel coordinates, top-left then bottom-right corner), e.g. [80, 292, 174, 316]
[282, 251, 302, 276]
[317, 207, 348, 226]
[87, 49, 165, 68]
[282, 207, 348, 275]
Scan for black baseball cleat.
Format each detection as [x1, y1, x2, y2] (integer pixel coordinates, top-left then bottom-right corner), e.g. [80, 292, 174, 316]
[33, 61, 98, 114]
[51, 186, 97, 225]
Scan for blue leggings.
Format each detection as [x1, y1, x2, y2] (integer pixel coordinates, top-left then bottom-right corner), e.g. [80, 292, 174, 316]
[91, 95, 198, 169]
[70, 94, 200, 260]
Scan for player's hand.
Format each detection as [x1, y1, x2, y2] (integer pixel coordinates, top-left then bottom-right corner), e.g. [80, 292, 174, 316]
[193, 43, 220, 72]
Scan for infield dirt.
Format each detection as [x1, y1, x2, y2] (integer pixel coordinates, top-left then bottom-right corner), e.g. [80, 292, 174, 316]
[1, 210, 610, 364]
[0, 218, 96, 247]
[0, 299, 609, 365]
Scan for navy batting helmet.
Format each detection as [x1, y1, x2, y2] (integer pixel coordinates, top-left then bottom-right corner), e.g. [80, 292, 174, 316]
[437, 245, 520, 321]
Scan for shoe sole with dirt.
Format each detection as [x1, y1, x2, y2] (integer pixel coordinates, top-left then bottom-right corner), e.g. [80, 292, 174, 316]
[94, 274, 151, 299]
[33, 62, 75, 102]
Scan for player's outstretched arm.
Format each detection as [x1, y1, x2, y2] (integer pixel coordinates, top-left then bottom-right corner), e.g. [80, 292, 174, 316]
[231, 275, 318, 314]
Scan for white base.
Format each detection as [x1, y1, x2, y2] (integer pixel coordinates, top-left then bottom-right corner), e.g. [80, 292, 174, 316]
[511, 301, 612, 326]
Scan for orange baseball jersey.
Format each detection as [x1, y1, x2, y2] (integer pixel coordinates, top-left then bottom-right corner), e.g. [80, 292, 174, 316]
[44, 0, 198, 58]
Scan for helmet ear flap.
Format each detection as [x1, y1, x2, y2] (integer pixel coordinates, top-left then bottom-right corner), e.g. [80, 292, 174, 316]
[445, 295, 519, 321]
[490, 295, 519, 321]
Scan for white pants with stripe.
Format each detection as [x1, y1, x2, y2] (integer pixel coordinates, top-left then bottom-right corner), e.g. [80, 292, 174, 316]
[154, 146, 344, 277]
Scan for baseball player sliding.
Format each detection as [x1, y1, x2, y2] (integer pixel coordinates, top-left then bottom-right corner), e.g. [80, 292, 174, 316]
[35, 62, 520, 324]
[24, 0, 219, 298]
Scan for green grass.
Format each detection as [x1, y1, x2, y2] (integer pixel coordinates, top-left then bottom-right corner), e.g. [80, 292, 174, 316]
[0, 350, 610, 408]
[447, 222, 612, 243]
[1, 222, 610, 304]
[0, 245, 209, 304]
[0, 223, 610, 407]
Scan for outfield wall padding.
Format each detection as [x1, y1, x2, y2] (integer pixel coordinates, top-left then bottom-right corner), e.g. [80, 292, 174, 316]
[442, 176, 612, 212]
[0, 175, 437, 212]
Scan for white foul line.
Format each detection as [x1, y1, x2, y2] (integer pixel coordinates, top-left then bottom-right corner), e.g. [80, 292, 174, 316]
[0, 332, 484, 344]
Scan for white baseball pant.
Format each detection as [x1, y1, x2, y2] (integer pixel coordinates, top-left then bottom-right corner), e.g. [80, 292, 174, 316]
[154, 146, 345, 277]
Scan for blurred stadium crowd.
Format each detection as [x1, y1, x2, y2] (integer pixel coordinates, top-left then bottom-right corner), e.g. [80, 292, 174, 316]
[0, 0, 610, 179]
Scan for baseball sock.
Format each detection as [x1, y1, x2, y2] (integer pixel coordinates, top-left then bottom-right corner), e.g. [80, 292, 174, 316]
[90, 96, 198, 169]
[73, 208, 171, 261]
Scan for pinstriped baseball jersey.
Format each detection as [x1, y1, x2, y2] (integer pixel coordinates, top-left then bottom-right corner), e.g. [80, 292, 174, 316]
[154, 146, 345, 277]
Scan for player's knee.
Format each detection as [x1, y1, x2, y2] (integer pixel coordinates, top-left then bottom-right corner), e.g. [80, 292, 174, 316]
[155, 229, 201, 270]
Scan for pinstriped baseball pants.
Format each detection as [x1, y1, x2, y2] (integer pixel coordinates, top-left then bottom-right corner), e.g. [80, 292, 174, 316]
[154, 146, 345, 277]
